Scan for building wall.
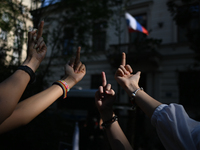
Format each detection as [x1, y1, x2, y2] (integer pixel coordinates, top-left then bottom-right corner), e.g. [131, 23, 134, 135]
[40, 0, 196, 106]
[105, 0, 195, 104]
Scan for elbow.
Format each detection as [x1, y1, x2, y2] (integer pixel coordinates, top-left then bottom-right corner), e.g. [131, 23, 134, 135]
[20, 115, 34, 126]
[20, 117, 31, 126]
[0, 112, 13, 125]
[12, 111, 32, 127]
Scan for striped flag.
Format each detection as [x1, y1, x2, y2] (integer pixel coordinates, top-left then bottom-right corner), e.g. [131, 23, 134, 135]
[125, 12, 148, 35]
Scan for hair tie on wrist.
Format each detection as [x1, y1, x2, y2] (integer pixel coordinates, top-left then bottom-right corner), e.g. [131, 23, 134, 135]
[18, 65, 36, 84]
[53, 80, 70, 99]
[101, 115, 118, 128]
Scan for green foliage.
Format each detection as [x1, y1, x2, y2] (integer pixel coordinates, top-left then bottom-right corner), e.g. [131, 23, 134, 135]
[110, 0, 131, 44]
[29, 0, 114, 83]
[32, 0, 113, 53]
[167, 0, 200, 54]
[0, 0, 29, 65]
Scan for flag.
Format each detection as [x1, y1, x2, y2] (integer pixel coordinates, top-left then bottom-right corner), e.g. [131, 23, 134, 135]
[125, 12, 148, 35]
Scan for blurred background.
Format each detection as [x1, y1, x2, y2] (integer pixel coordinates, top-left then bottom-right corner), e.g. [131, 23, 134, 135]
[0, 0, 200, 149]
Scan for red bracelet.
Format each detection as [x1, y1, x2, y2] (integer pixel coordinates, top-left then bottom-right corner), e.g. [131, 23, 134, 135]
[53, 80, 70, 99]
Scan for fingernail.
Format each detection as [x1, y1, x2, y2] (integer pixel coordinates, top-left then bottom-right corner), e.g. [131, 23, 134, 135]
[33, 28, 37, 32]
[34, 44, 37, 49]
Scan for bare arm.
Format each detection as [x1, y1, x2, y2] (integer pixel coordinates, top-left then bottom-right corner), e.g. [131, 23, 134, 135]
[0, 47, 86, 134]
[0, 21, 46, 124]
[115, 52, 162, 118]
[95, 72, 133, 150]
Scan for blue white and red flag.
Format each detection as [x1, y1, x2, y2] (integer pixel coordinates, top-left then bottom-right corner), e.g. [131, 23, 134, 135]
[125, 12, 148, 35]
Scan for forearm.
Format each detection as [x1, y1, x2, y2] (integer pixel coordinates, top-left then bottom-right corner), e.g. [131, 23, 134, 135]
[0, 84, 63, 134]
[0, 57, 41, 125]
[125, 87, 162, 118]
[104, 121, 133, 150]
[135, 91, 162, 118]
[0, 70, 30, 124]
[0, 76, 76, 134]
[101, 112, 133, 150]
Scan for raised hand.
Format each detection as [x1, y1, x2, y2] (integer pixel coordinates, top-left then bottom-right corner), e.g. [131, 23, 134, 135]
[62, 47, 86, 88]
[114, 52, 141, 96]
[95, 72, 115, 121]
[23, 21, 47, 72]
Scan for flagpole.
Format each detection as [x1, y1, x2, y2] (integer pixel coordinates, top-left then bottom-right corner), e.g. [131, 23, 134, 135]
[72, 122, 79, 150]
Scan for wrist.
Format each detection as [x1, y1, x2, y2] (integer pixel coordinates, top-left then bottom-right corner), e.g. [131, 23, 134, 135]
[101, 115, 118, 128]
[124, 83, 140, 97]
[18, 65, 36, 84]
[99, 110, 114, 122]
[62, 76, 77, 89]
[23, 57, 40, 72]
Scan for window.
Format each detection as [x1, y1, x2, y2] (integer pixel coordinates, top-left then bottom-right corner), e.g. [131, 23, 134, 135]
[93, 22, 107, 51]
[93, 31, 106, 51]
[177, 26, 188, 42]
[130, 14, 147, 43]
[178, 71, 200, 107]
[91, 74, 102, 89]
[177, 4, 199, 42]
[63, 27, 74, 55]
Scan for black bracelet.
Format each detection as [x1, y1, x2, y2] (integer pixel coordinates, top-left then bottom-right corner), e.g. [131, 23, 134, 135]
[18, 65, 36, 84]
[101, 115, 118, 128]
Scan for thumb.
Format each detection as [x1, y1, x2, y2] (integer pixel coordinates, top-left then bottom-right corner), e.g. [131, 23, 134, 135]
[135, 71, 141, 81]
[105, 89, 115, 96]
[135, 71, 141, 76]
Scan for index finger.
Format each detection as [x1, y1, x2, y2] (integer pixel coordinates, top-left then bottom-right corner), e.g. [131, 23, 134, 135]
[75, 46, 81, 64]
[101, 71, 107, 87]
[36, 21, 44, 40]
[121, 52, 126, 66]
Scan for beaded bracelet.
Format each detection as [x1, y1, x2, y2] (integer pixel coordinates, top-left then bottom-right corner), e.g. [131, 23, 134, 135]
[18, 65, 36, 84]
[101, 115, 118, 128]
[53, 80, 70, 99]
